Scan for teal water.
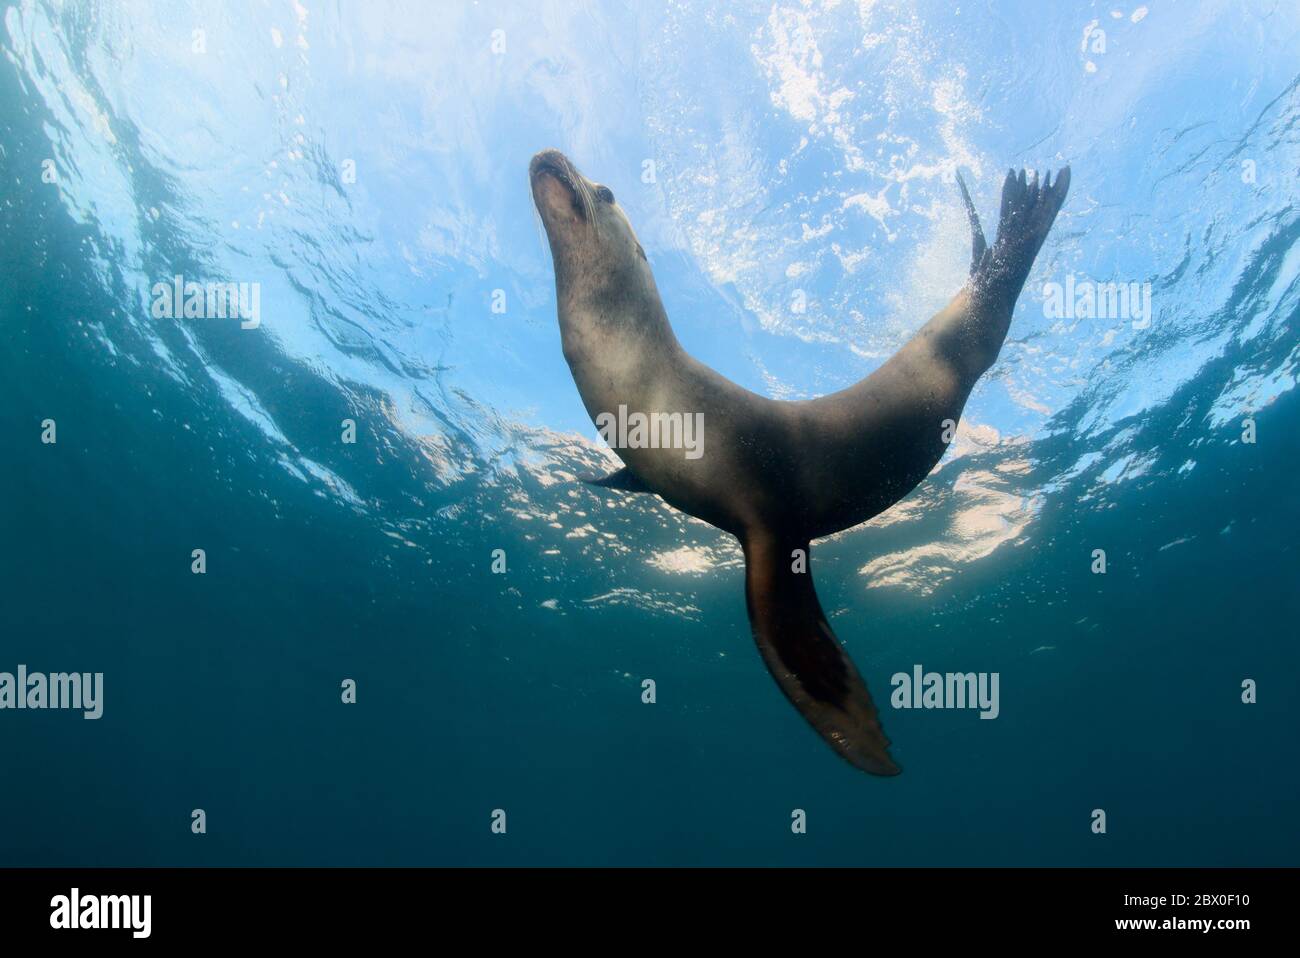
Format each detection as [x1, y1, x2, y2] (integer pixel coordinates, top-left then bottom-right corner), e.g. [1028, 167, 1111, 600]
[1, 1, 1297, 866]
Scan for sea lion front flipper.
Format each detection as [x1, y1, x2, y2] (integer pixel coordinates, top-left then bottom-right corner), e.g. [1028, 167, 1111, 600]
[741, 532, 900, 776]
[581, 465, 652, 492]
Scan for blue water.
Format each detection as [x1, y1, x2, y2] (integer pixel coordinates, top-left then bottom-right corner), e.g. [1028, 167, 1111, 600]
[1, 0, 1297, 866]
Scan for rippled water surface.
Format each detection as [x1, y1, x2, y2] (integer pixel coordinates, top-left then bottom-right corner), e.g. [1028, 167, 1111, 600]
[2, 0, 1298, 865]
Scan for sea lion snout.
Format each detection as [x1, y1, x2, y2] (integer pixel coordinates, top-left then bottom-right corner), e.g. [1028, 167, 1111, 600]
[529, 148, 571, 178]
[530, 149, 585, 222]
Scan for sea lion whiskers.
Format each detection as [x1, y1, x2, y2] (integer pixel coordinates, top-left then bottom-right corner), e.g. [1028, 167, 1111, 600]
[573, 174, 598, 233]
[532, 150, 599, 231]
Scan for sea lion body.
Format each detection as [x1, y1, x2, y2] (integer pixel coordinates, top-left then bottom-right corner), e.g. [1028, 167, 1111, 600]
[531, 148, 1069, 774]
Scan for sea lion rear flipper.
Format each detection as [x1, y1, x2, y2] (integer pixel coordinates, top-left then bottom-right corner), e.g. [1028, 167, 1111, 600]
[955, 171, 988, 275]
[978, 166, 1071, 304]
[741, 532, 900, 776]
[581, 465, 652, 492]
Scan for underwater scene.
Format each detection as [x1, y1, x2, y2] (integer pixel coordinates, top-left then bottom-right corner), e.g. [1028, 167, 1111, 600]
[1, 0, 1297, 866]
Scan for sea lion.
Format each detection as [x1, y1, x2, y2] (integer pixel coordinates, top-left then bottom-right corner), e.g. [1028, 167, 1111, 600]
[530, 148, 1069, 774]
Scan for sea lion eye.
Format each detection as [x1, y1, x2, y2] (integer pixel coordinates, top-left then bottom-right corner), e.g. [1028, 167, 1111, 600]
[596, 185, 614, 203]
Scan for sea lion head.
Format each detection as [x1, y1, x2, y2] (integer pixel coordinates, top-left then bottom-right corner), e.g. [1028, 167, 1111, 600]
[530, 149, 654, 314]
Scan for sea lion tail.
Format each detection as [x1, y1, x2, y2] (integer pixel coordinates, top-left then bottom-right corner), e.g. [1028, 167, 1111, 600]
[740, 531, 900, 776]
